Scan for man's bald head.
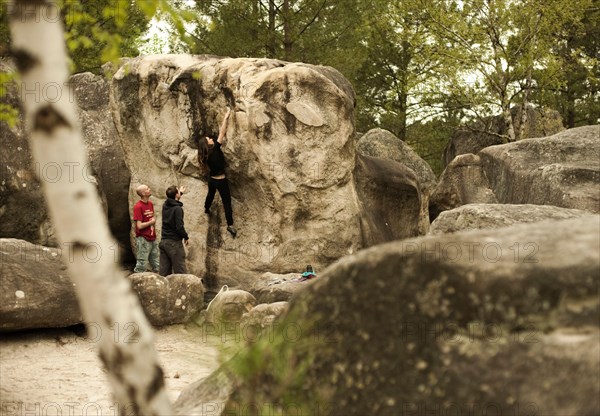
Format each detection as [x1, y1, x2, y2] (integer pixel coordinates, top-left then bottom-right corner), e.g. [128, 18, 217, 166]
[136, 184, 150, 197]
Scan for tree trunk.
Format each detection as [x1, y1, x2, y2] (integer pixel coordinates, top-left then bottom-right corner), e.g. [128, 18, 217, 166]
[283, 0, 292, 60]
[517, 66, 533, 140]
[267, 0, 276, 58]
[8, 1, 172, 414]
[397, 90, 408, 141]
[502, 99, 516, 143]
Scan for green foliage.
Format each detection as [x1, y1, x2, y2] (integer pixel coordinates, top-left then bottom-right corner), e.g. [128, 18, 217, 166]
[406, 118, 460, 176]
[222, 312, 328, 415]
[0, 102, 19, 129]
[191, 0, 367, 62]
[532, 0, 600, 127]
[0, 66, 19, 128]
[61, 0, 150, 74]
[0, 3, 10, 57]
[353, 0, 456, 140]
[3, 0, 597, 171]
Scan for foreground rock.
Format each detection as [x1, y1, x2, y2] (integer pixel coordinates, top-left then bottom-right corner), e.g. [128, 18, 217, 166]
[429, 203, 591, 235]
[0, 239, 82, 330]
[209, 215, 600, 415]
[128, 272, 204, 326]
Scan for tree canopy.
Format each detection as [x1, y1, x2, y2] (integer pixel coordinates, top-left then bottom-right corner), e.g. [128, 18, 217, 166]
[2, 0, 598, 174]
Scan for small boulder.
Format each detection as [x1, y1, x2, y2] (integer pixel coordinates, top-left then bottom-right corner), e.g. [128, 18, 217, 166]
[205, 287, 257, 325]
[242, 302, 289, 329]
[128, 272, 204, 326]
[240, 302, 289, 344]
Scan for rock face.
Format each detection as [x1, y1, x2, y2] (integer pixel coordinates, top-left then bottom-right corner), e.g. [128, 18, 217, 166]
[429, 154, 498, 220]
[110, 55, 364, 289]
[222, 215, 600, 415]
[69, 72, 134, 265]
[0, 61, 133, 263]
[0, 60, 52, 246]
[0, 239, 82, 330]
[431, 126, 600, 219]
[429, 203, 592, 235]
[357, 128, 437, 192]
[356, 129, 436, 236]
[128, 272, 204, 326]
[479, 125, 600, 213]
[444, 106, 564, 167]
[250, 272, 315, 303]
[354, 154, 426, 243]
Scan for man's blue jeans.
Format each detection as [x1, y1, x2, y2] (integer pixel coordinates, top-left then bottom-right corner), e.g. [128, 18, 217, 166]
[134, 236, 159, 273]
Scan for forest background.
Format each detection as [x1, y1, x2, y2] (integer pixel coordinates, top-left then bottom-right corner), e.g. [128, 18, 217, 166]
[1, 0, 598, 175]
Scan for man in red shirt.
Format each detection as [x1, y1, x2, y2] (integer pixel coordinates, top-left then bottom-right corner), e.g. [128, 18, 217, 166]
[132, 184, 159, 273]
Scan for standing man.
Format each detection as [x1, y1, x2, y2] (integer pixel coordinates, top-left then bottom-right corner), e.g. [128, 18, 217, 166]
[159, 185, 189, 276]
[133, 184, 159, 273]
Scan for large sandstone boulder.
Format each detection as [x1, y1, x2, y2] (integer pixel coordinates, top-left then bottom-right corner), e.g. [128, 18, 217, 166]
[429, 203, 592, 235]
[128, 272, 204, 326]
[479, 125, 600, 213]
[429, 154, 498, 220]
[110, 55, 364, 289]
[0, 238, 82, 330]
[444, 105, 564, 167]
[208, 215, 599, 415]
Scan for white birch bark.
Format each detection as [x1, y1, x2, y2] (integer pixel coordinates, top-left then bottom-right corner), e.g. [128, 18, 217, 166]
[8, 1, 172, 414]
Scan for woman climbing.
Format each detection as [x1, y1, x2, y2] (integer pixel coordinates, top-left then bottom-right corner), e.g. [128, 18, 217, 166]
[198, 108, 237, 237]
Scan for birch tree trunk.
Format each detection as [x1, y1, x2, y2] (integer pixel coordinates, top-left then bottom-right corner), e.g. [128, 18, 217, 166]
[517, 67, 533, 141]
[8, 1, 172, 414]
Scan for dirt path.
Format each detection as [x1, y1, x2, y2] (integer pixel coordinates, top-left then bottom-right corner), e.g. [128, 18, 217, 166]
[0, 323, 224, 415]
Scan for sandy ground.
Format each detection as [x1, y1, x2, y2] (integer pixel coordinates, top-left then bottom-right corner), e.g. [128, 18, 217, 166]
[0, 323, 226, 415]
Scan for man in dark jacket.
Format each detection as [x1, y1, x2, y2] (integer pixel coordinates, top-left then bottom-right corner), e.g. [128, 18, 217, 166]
[159, 185, 189, 276]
